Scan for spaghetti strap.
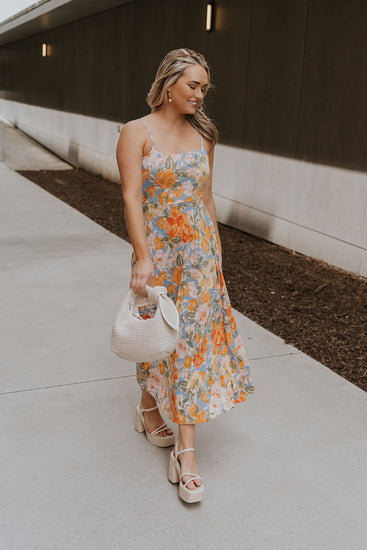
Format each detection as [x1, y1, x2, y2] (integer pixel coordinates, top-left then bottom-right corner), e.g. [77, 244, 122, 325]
[140, 118, 155, 149]
[199, 133, 204, 150]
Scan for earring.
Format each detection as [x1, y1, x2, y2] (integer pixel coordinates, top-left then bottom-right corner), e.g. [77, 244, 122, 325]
[168, 91, 172, 103]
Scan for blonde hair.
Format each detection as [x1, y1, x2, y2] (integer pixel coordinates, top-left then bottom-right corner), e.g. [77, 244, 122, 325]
[145, 48, 219, 148]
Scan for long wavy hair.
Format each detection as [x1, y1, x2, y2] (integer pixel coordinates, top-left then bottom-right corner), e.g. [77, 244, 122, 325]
[146, 48, 219, 148]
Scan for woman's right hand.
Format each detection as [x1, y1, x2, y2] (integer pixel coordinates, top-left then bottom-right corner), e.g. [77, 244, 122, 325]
[130, 257, 155, 295]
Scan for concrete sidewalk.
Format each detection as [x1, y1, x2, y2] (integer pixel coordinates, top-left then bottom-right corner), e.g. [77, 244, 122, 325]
[0, 121, 73, 170]
[1, 140, 366, 548]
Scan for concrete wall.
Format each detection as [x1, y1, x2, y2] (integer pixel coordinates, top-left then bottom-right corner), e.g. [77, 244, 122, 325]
[1, 0, 367, 277]
[2, 0, 367, 172]
[2, 98, 366, 278]
[0, 100, 120, 181]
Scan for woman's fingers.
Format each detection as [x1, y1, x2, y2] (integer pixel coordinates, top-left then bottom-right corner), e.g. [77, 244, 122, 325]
[130, 281, 145, 295]
[130, 257, 154, 294]
[130, 275, 150, 295]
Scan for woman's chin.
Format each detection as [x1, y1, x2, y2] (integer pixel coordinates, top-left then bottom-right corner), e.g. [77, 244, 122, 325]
[185, 105, 197, 114]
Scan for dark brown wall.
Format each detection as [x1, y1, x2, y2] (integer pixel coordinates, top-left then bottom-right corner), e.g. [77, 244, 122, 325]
[296, 1, 367, 169]
[1, 0, 367, 171]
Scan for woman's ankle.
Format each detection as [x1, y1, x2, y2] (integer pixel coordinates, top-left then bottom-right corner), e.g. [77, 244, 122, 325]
[177, 440, 195, 451]
[140, 389, 157, 409]
[177, 424, 196, 451]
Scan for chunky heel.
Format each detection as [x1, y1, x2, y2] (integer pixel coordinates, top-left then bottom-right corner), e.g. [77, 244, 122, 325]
[168, 451, 180, 483]
[134, 409, 145, 432]
[168, 442, 204, 503]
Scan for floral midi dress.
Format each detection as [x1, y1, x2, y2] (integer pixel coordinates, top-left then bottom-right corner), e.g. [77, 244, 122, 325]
[135, 117, 254, 424]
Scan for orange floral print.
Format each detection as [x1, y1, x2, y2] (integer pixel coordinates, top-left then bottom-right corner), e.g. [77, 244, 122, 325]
[133, 127, 254, 424]
[156, 168, 177, 189]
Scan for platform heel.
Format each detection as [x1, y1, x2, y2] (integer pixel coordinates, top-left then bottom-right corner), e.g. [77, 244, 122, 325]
[134, 408, 145, 433]
[168, 442, 204, 503]
[168, 450, 180, 483]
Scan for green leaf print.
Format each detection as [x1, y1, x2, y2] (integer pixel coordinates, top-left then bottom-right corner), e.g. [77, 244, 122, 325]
[185, 312, 196, 322]
[178, 380, 188, 391]
[176, 255, 183, 266]
[175, 169, 188, 178]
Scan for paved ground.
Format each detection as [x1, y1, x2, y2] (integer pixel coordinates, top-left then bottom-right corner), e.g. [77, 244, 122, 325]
[1, 125, 366, 549]
[0, 121, 72, 170]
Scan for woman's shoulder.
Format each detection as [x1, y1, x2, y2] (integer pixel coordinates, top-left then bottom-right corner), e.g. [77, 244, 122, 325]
[118, 118, 149, 146]
[122, 117, 147, 132]
[117, 118, 149, 158]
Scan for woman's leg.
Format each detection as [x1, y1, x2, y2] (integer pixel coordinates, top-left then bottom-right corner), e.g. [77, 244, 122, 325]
[140, 388, 174, 437]
[177, 424, 202, 489]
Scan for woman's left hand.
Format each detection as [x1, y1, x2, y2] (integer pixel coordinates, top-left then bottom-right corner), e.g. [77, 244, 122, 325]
[130, 256, 155, 295]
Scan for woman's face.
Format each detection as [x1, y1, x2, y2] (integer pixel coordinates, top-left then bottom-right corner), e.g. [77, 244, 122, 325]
[169, 64, 209, 113]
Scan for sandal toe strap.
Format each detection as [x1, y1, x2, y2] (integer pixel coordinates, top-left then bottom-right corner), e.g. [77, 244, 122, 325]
[150, 422, 168, 437]
[180, 473, 203, 488]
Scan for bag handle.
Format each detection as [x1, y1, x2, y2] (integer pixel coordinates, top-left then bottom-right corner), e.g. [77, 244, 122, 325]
[128, 285, 179, 331]
[146, 285, 167, 304]
[128, 285, 168, 307]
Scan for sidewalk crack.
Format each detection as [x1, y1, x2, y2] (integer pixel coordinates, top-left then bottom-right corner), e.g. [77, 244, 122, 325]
[0, 374, 136, 396]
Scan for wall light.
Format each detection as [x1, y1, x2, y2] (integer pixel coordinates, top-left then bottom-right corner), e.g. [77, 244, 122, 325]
[42, 43, 48, 57]
[206, 3, 213, 31]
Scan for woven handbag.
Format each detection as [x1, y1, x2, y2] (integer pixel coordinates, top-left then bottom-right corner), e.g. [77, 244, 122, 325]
[110, 285, 180, 362]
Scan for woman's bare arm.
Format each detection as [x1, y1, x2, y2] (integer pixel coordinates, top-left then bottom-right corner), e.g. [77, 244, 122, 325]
[116, 120, 154, 294]
[202, 143, 222, 262]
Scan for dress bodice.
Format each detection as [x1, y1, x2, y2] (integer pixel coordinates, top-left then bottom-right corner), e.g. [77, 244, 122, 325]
[141, 118, 210, 206]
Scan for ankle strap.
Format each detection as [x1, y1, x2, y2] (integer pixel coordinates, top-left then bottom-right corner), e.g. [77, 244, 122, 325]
[139, 404, 158, 413]
[176, 447, 195, 456]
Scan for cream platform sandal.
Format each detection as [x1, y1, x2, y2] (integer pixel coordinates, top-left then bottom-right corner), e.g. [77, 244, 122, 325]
[135, 404, 175, 447]
[168, 442, 204, 503]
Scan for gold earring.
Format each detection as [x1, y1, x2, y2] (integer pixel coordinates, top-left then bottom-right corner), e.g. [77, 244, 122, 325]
[168, 91, 172, 103]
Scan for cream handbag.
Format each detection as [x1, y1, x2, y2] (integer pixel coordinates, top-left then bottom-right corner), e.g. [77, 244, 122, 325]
[110, 285, 180, 362]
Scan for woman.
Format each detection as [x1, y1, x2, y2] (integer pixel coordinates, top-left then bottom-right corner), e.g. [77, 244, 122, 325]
[116, 47, 254, 504]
